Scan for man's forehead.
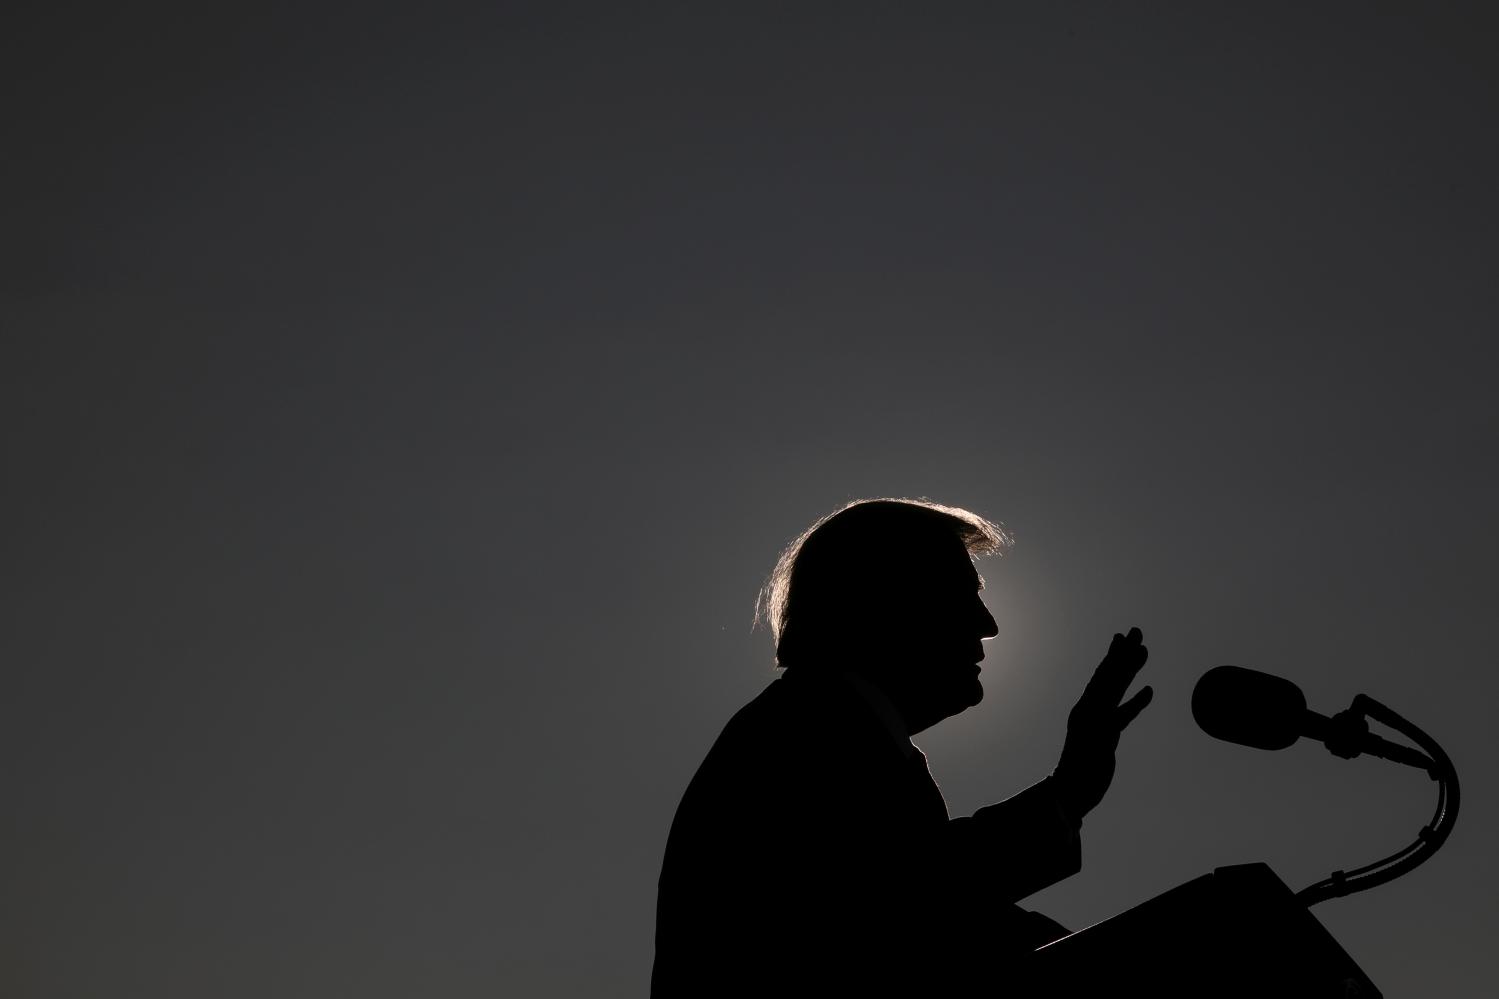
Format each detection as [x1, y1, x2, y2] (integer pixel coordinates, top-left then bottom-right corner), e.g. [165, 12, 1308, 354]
[965, 558, 985, 590]
[886, 538, 984, 586]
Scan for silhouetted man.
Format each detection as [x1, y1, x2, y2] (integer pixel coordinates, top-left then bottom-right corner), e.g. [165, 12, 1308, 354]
[651, 499, 1152, 996]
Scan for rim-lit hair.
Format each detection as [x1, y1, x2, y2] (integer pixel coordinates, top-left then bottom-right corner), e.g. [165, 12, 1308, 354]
[754, 498, 1011, 669]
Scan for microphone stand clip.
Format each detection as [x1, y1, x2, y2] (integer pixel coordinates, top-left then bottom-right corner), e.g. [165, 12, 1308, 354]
[1323, 705, 1370, 761]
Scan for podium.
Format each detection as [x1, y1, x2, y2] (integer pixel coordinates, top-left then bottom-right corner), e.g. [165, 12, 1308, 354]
[1022, 863, 1382, 997]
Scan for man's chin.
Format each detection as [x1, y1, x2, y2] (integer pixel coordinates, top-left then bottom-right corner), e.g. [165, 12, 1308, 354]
[948, 678, 984, 714]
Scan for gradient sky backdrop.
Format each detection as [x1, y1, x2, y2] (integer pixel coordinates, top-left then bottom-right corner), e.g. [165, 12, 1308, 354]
[7, 4, 1497, 996]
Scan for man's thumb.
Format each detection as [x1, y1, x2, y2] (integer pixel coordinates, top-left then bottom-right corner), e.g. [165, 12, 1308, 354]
[1115, 685, 1154, 730]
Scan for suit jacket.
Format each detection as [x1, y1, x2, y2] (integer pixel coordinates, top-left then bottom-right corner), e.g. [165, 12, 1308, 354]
[652, 669, 1080, 997]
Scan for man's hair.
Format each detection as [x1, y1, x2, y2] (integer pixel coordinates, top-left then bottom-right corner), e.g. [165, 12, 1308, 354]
[754, 498, 1011, 669]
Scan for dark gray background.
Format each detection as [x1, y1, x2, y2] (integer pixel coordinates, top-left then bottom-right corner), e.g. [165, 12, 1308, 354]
[6, 4, 1496, 995]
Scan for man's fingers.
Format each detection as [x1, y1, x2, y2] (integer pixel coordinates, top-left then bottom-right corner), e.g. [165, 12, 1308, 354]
[1087, 628, 1148, 705]
[1106, 628, 1145, 663]
[1115, 685, 1154, 729]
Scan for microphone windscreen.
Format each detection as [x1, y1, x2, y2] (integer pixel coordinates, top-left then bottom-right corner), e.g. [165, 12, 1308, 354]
[1191, 665, 1307, 751]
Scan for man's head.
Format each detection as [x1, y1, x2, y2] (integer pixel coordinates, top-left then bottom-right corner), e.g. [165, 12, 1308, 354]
[756, 498, 1009, 734]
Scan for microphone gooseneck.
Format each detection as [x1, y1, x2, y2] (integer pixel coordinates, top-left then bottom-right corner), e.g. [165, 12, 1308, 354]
[1293, 692, 1460, 906]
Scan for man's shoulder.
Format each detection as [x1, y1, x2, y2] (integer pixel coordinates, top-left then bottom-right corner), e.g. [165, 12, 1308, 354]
[701, 673, 819, 765]
[671, 671, 902, 830]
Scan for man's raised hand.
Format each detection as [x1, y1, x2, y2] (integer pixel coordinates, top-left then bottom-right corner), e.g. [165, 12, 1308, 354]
[1053, 627, 1153, 824]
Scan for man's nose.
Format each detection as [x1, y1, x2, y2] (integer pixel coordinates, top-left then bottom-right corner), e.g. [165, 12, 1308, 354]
[978, 602, 999, 639]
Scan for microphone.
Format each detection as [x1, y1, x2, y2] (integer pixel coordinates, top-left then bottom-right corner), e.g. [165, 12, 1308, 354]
[1192, 665, 1459, 906]
[1191, 666, 1435, 770]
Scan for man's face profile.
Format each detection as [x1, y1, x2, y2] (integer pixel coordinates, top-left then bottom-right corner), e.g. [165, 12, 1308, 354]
[863, 535, 1001, 734]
